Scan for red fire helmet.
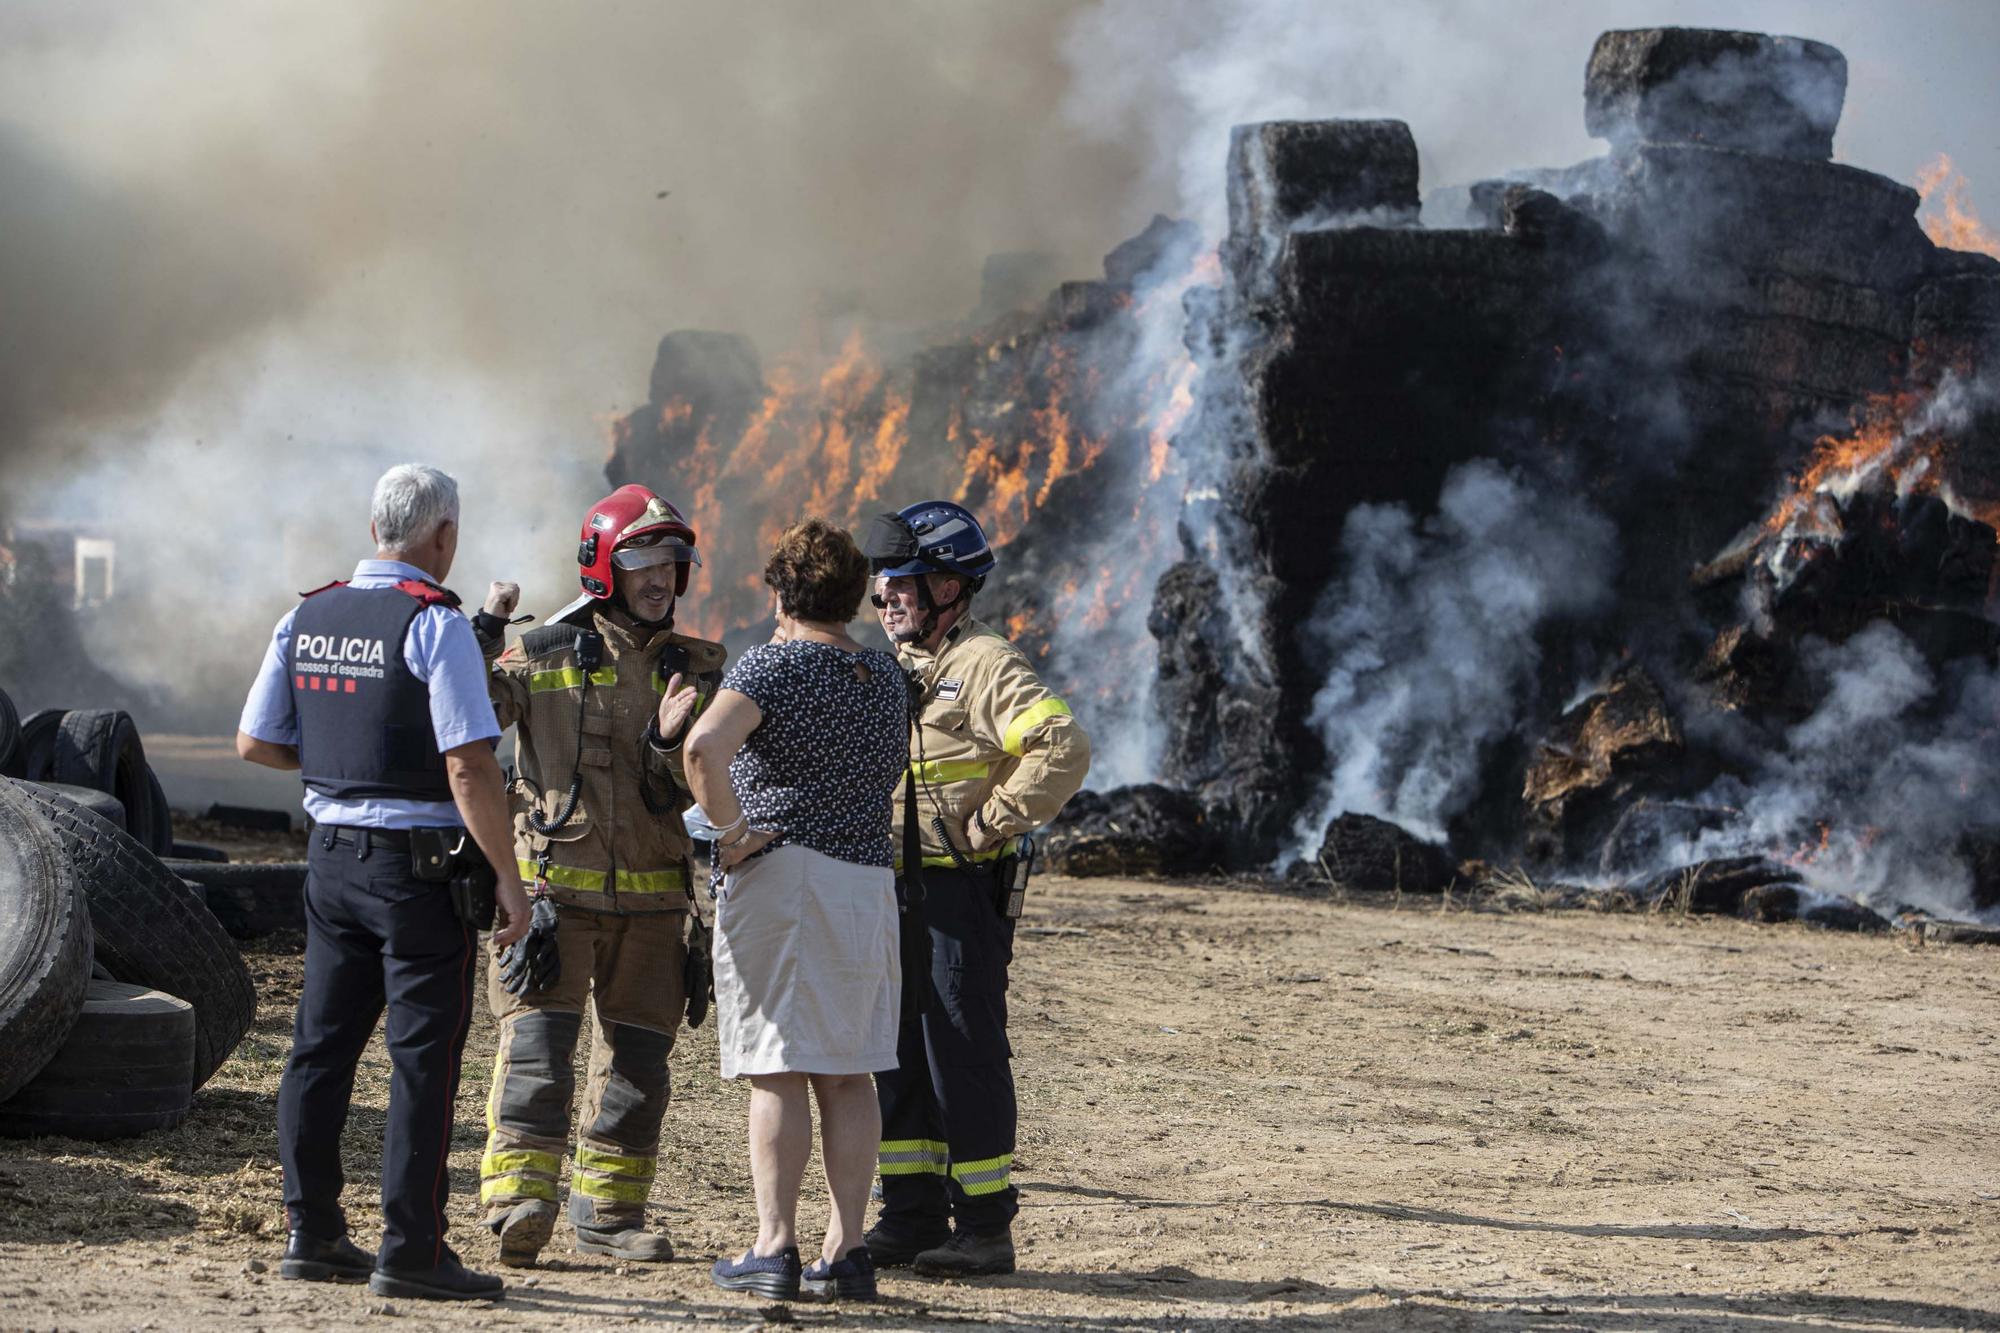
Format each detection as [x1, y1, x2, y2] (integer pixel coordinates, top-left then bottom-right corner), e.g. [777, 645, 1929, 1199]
[577, 485, 701, 600]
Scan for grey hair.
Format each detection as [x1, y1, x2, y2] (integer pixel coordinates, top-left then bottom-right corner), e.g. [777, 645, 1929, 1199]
[371, 464, 460, 552]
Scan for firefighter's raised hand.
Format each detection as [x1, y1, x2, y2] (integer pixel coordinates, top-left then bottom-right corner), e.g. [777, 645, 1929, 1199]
[656, 671, 699, 744]
[483, 581, 521, 619]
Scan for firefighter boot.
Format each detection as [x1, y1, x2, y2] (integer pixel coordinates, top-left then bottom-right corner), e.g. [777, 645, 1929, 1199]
[912, 1225, 1016, 1278]
[489, 1199, 557, 1269]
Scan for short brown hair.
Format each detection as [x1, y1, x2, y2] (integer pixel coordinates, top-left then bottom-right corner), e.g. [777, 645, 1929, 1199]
[763, 518, 870, 624]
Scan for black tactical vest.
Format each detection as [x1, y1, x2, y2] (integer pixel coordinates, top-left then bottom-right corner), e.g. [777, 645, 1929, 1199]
[290, 584, 452, 802]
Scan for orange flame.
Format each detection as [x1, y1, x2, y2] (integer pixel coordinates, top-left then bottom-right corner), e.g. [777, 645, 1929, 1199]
[1915, 154, 2000, 258]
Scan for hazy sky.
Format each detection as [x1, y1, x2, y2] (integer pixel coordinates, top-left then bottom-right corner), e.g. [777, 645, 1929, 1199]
[0, 1, 1993, 714]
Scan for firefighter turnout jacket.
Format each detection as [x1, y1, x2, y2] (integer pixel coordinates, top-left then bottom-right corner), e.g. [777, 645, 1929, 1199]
[484, 609, 725, 909]
[477, 605, 725, 1237]
[894, 615, 1092, 866]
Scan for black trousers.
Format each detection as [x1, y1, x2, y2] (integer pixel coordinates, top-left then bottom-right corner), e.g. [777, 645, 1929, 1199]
[277, 831, 476, 1270]
[875, 865, 1019, 1237]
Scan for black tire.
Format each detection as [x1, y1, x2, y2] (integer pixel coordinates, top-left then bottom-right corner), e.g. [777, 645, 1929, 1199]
[142, 766, 176, 856]
[0, 782, 93, 1102]
[0, 687, 20, 778]
[49, 709, 168, 854]
[0, 980, 195, 1140]
[30, 781, 126, 827]
[3, 778, 255, 1090]
[164, 860, 307, 939]
[17, 708, 67, 781]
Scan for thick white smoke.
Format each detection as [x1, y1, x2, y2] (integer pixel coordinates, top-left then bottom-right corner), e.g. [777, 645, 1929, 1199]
[1288, 461, 1617, 856]
[1689, 624, 2000, 917]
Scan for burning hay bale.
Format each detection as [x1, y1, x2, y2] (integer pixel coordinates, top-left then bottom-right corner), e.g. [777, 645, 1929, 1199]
[1312, 813, 1457, 895]
[1041, 785, 1226, 880]
[1523, 666, 1685, 866]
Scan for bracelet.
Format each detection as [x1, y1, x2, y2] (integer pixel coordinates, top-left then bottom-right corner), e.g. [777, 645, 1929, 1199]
[717, 826, 750, 848]
[710, 812, 746, 837]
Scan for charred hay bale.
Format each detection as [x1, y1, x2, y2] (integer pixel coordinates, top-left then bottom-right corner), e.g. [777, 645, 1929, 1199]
[1041, 785, 1226, 879]
[1640, 855, 1800, 915]
[1314, 813, 1456, 894]
[1597, 799, 1735, 879]
[1523, 666, 1684, 866]
[1225, 120, 1418, 289]
[1584, 28, 1846, 162]
[607, 330, 764, 489]
[1604, 145, 1928, 293]
[1740, 883, 1889, 932]
[1959, 831, 2000, 914]
[1500, 187, 1610, 257]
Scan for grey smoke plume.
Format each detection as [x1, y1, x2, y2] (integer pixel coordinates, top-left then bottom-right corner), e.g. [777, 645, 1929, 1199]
[1689, 624, 2000, 917]
[1289, 462, 1617, 854]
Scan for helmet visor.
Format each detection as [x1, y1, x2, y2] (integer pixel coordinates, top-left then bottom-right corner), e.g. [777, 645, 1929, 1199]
[611, 532, 700, 571]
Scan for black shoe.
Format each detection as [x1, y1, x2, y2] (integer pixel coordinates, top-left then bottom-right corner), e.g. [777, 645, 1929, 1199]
[279, 1230, 373, 1283]
[912, 1226, 1016, 1278]
[862, 1223, 949, 1269]
[369, 1251, 504, 1302]
[803, 1246, 878, 1301]
[710, 1245, 802, 1300]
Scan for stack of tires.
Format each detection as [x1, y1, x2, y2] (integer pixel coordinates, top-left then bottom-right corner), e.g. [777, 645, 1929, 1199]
[0, 695, 176, 857]
[0, 771, 257, 1141]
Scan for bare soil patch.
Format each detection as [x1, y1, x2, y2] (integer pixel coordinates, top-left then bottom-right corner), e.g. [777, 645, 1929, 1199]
[1, 873, 1994, 1331]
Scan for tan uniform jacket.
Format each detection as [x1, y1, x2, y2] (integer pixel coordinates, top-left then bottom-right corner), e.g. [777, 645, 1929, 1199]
[486, 607, 725, 912]
[894, 615, 1092, 868]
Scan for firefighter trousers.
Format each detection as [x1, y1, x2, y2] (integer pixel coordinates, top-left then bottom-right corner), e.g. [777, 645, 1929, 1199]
[874, 865, 1019, 1238]
[480, 903, 687, 1232]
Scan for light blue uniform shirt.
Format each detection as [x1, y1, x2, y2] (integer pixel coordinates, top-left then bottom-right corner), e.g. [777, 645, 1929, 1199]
[239, 558, 501, 829]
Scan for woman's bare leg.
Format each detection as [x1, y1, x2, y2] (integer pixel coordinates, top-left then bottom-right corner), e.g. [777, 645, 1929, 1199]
[809, 1072, 883, 1263]
[747, 1073, 812, 1255]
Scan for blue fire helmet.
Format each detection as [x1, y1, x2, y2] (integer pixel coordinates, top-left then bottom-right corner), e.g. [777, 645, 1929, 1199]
[864, 500, 996, 586]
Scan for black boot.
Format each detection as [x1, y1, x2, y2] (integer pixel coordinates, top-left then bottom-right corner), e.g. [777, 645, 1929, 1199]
[913, 1226, 1015, 1278]
[862, 1222, 950, 1269]
[369, 1249, 504, 1301]
[279, 1231, 373, 1283]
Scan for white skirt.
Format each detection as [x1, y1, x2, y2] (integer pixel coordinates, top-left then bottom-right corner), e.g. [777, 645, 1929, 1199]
[712, 843, 901, 1079]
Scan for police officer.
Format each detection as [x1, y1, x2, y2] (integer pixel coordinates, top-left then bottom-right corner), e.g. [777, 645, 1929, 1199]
[236, 464, 530, 1302]
[471, 484, 724, 1267]
[860, 501, 1092, 1278]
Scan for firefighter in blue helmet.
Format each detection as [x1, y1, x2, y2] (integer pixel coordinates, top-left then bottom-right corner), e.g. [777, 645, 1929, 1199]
[860, 500, 1092, 1277]
[236, 463, 531, 1303]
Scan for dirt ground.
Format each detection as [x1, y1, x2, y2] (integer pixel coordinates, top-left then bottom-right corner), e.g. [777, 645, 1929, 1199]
[1, 867, 1994, 1332]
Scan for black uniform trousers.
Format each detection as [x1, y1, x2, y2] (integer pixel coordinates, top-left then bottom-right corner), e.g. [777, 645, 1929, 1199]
[875, 864, 1019, 1238]
[277, 830, 476, 1271]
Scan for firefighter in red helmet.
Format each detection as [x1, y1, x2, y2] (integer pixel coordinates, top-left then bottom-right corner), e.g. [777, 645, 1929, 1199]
[470, 485, 724, 1267]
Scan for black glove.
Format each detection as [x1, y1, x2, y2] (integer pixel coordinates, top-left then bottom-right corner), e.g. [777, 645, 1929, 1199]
[683, 916, 713, 1028]
[499, 897, 562, 996]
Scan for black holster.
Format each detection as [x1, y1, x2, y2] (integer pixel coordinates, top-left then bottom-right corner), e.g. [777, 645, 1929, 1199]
[410, 826, 497, 930]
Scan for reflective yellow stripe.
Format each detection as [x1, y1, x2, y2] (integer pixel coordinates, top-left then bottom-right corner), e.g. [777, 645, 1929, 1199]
[1002, 697, 1071, 756]
[517, 859, 608, 892]
[915, 846, 1011, 869]
[879, 1139, 950, 1176]
[616, 867, 688, 894]
[575, 1147, 655, 1179]
[910, 758, 992, 784]
[480, 1172, 558, 1203]
[573, 1173, 652, 1204]
[950, 1152, 1013, 1196]
[482, 1149, 560, 1178]
[529, 665, 618, 693]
